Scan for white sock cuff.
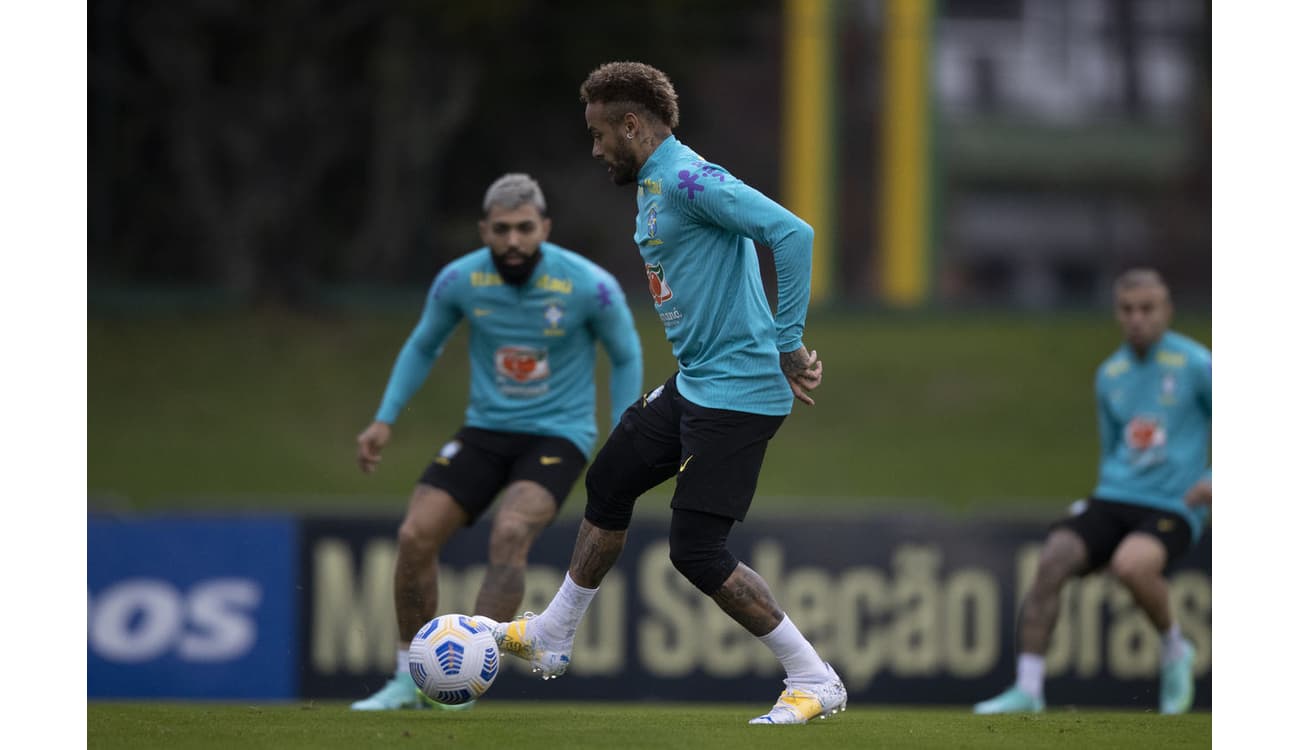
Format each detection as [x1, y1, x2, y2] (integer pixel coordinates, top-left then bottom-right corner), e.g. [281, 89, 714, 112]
[758, 614, 796, 644]
[562, 572, 598, 596]
[1015, 653, 1045, 698]
[396, 648, 410, 675]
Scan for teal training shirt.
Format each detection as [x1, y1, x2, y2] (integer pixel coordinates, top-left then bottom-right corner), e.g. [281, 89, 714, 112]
[374, 242, 643, 457]
[633, 136, 813, 416]
[1092, 330, 1212, 540]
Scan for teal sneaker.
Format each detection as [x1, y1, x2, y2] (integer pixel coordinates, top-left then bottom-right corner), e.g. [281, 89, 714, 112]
[350, 671, 427, 711]
[1160, 639, 1196, 714]
[973, 686, 1045, 715]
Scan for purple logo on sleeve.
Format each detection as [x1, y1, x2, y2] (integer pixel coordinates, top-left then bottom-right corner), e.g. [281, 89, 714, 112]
[691, 160, 727, 183]
[433, 270, 460, 300]
[596, 282, 612, 309]
[677, 170, 704, 200]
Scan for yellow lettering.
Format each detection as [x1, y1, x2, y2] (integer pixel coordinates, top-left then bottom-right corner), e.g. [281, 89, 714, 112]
[1157, 351, 1188, 368]
[834, 568, 890, 689]
[534, 275, 573, 294]
[571, 571, 626, 676]
[890, 545, 943, 675]
[1170, 571, 1212, 675]
[943, 568, 999, 677]
[637, 541, 697, 677]
[311, 539, 398, 674]
[1108, 584, 1160, 679]
[471, 271, 502, 287]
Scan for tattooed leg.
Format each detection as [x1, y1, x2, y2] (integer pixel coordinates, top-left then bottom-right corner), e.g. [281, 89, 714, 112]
[711, 562, 784, 637]
[567, 519, 627, 589]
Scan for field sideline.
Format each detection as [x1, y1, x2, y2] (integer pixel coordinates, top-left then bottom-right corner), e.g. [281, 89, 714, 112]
[87, 701, 1211, 749]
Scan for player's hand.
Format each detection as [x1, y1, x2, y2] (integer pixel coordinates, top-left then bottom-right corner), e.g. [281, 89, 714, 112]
[357, 421, 392, 474]
[1183, 478, 1212, 508]
[780, 345, 823, 406]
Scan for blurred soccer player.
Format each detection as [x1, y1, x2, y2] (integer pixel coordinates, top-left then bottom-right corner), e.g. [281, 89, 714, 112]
[487, 61, 844, 725]
[350, 173, 643, 710]
[975, 269, 1211, 715]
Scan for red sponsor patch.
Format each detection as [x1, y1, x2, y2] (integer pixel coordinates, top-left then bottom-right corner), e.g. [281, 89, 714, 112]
[495, 346, 549, 383]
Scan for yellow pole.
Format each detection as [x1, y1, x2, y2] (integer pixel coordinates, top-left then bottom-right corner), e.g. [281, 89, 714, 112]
[783, 0, 835, 304]
[880, 0, 932, 307]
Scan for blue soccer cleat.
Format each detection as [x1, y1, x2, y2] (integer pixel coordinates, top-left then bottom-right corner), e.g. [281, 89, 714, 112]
[973, 686, 1045, 715]
[350, 671, 427, 711]
[1160, 638, 1196, 714]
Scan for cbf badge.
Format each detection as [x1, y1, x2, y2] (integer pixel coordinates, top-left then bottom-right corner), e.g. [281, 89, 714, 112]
[1160, 373, 1178, 404]
[647, 206, 658, 238]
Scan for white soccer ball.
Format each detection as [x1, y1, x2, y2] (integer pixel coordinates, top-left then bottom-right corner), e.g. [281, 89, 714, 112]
[408, 614, 500, 705]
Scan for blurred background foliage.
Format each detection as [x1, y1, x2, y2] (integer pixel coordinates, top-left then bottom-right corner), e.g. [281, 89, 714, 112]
[87, 0, 1211, 513]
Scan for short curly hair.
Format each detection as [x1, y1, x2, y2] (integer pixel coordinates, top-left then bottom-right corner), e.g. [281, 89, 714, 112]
[579, 61, 680, 130]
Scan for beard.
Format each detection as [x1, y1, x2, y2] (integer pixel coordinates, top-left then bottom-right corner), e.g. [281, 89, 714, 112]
[491, 247, 542, 286]
[606, 142, 641, 186]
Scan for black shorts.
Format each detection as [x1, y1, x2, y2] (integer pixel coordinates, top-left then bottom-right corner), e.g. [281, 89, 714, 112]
[594, 373, 785, 522]
[418, 427, 586, 524]
[1049, 496, 1193, 574]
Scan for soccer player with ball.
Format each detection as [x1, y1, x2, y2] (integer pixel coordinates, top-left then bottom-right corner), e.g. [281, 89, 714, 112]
[350, 174, 643, 711]
[487, 61, 845, 725]
[975, 269, 1211, 715]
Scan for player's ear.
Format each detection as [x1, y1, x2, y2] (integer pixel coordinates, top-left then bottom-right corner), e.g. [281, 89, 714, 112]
[478, 218, 491, 245]
[539, 216, 552, 241]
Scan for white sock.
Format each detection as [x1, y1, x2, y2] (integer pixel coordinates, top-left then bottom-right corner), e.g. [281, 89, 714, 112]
[1015, 653, 1045, 699]
[396, 648, 410, 677]
[1161, 623, 1186, 665]
[758, 615, 830, 687]
[537, 572, 598, 646]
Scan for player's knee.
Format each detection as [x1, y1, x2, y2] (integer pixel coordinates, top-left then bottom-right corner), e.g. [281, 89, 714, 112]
[668, 511, 739, 595]
[396, 519, 437, 557]
[1108, 552, 1160, 585]
[487, 513, 542, 564]
[668, 544, 737, 595]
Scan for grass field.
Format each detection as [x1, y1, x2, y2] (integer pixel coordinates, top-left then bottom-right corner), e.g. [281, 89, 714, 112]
[86, 702, 1211, 749]
[87, 306, 1210, 514]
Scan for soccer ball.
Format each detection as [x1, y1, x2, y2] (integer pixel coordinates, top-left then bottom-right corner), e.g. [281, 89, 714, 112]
[408, 614, 500, 705]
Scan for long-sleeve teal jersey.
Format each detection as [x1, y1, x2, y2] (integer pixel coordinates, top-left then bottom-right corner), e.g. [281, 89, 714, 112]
[632, 136, 813, 415]
[1092, 330, 1212, 540]
[374, 243, 643, 458]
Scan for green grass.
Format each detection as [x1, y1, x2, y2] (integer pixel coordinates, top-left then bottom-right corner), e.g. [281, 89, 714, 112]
[86, 702, 1211, 749]
[87, 307, 1210, 514]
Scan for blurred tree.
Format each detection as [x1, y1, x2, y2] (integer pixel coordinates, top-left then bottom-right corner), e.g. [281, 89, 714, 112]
[89, 0, 774, 304]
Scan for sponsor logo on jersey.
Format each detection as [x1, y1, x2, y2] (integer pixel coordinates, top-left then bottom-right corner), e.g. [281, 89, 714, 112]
[471, 271, 503, 287]
[473, 308, 493, 317]
[1125, 415, 1167, 451]
[540, 456, 563, 466]
[679, 455, 695, 473]
[495, 346, 550, 383]
[645, 262, 673, 305]
[642, 384, 665, 407]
